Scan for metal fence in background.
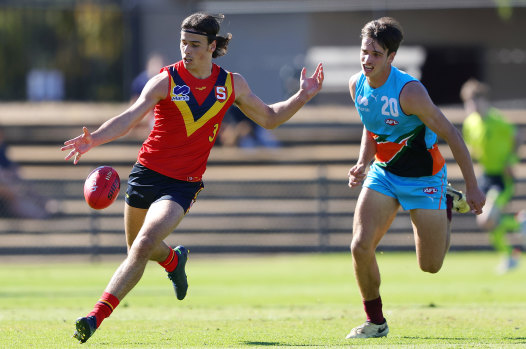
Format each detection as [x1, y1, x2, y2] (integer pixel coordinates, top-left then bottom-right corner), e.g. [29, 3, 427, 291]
[0, 165, 498, 260]
[2, 104, 524, 260]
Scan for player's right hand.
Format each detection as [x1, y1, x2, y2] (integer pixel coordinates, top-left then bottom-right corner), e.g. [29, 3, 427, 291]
[61, 127, 93, 165]
[348, 164, 367, 188]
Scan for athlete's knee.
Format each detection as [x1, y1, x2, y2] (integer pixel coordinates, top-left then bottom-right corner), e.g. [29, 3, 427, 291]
[129, 235, 157, 260]
[350, 236, 375, 260]
[419, 259, 443, 273]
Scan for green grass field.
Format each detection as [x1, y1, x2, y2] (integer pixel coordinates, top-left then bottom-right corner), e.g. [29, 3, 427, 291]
[1, 251, 525, 348]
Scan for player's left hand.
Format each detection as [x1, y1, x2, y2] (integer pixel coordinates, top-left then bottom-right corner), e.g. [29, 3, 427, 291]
[299, 62, 324, 101]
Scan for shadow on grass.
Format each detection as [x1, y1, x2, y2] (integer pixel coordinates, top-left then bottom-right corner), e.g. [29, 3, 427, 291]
[504, 337, 526, 343]
[402, 337, 469, 340]
[402, 336, 526, 344]
[243, 342, 317, 347]
[244, 342, 280, 346]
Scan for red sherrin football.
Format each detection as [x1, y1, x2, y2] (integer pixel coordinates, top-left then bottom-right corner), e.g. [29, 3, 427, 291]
[83, 166, 120, 210]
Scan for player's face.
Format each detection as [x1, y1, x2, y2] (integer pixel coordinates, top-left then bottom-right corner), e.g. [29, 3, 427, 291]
[360, 38, 395, 87]
[180, 31, 215, 73]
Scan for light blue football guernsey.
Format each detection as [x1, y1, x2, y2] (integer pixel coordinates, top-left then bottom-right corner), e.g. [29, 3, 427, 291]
[355, 66, 445, 177]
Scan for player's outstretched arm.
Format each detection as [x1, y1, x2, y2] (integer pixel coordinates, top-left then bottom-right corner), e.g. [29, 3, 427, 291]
[61, 72, 169, 164]
[401, 81, 485, 214]
[234, 62, 324, 129]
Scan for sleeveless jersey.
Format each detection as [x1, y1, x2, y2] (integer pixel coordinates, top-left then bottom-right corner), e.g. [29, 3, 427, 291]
[137, 61, 235, 181]
[355, 66, 445, 177]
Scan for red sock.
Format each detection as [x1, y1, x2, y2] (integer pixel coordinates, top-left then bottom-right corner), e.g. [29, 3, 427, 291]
[363, 296, 385, 325]
[88, 292, 120, 328]
[158, 247, 179, 272]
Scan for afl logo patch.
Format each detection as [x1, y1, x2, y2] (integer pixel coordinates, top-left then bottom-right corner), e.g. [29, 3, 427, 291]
[423, 187, 438, 194]
[385, 118, 399, 126]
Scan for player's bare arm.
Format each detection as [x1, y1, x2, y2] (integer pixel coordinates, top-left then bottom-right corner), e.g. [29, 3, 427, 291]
[347, 72, 374, 188]
[62, 72, 169, 164]
[233, 63, 324, 129]
[400, 81, 485, 214]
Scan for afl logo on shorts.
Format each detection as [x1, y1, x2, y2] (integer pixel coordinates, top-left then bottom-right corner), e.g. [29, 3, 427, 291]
[215, 86, 227, 102]
[423, 187, 438, 194]
[385, 118, 399, 126]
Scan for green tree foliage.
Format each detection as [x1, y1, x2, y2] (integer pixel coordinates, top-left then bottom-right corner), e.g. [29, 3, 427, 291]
[0, 3, 124, 101]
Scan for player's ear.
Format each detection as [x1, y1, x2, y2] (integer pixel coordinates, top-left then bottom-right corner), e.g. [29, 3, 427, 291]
[387, 51, 396, 64]
[208, 40, 216, 53]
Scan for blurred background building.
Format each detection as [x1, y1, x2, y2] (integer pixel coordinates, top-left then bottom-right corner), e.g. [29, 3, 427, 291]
[0, 0, 525, 105]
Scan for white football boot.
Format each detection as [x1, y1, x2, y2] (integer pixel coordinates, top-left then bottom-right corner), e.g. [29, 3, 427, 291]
[346, 321, 389, 339]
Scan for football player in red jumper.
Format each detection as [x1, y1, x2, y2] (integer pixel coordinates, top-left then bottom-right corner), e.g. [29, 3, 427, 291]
[62, 12, 324, 343]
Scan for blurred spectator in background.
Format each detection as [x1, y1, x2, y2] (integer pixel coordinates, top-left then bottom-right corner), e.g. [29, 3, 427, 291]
[461, 78, 526, 273]
[279, 54, 305, 99]
[130, 53, 166, 131]
[0, 128, 57, 218]
[130, 52, 166, 101]
[218, 105, 280, 149]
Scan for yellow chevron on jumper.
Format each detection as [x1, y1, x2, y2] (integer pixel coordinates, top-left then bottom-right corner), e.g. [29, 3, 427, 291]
[171, 73, 233, 137]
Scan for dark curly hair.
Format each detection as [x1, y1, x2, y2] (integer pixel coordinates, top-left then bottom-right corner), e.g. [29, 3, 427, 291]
[181, 13, 232, 58]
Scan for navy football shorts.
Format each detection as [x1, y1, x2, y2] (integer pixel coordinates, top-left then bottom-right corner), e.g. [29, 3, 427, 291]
[125, 163, 204, 213]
